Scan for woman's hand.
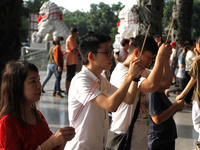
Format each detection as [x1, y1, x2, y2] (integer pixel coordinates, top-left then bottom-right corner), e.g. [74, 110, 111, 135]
[50, 126, 75, 146]
[39, 126, 75, 149]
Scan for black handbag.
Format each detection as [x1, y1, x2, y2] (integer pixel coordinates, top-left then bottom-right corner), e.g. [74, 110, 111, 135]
[106, 96, 141, 150]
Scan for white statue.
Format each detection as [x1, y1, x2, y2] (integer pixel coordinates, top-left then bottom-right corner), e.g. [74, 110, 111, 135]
[31, 2, 70, 43]
[113, 6, 138, 53]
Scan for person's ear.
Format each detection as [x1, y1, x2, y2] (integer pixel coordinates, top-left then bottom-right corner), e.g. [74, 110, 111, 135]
[134, 48, 140, 58]
[88, 52, 95, 61]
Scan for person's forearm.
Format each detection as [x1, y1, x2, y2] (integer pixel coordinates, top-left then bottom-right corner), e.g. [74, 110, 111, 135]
[123, 81, 138, 104]
[95, 73, 133, 112]
[180, 77, 196, 97]
[59, 142, 67, 150]
[106, 74, 133, 111]
[151, 104, 178, 124]
[36, 139, 55, 150]
[162, 58, 171, 80]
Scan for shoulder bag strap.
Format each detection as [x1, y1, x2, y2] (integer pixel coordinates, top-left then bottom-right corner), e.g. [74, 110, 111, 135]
[124, 92, 141, 149]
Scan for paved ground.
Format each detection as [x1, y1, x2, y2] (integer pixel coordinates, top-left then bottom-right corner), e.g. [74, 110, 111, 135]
[38, 70, 198, 150]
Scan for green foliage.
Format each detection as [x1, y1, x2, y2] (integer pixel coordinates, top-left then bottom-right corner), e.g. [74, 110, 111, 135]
[192, 0, 200, 39]
[162, 0, 174, 29]
[23, 0, 49, 13]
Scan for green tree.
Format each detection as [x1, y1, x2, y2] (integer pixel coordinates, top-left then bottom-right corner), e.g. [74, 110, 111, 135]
[88, 2, 123, 35]
[88, 2, 124, 41]
[162, 0, 174, 30]
[62, 9, 89, 37]
[192, 0, 200, 39]
[23, 0, 49, 13]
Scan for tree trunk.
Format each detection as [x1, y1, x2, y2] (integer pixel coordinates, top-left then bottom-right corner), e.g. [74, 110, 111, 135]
[171, 0, 194, 43]
[132, 0, 164, 37]
[0, 0, 22, 85]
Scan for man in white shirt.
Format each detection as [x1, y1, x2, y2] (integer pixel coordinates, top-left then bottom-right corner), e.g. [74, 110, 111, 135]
[108, 35, 172, 150]
[65, 34, 145, 150]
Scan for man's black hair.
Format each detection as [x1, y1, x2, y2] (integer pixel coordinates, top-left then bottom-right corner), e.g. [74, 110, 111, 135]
[129, 35, 158, 55]
[79, 34, 108, 65]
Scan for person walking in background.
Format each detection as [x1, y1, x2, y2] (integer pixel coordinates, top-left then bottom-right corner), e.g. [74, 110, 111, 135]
[54, 36, 65, 98]
[41, 40, 56, 93]
[118, 38, 130, 62]
[170, 41, 178, 85]
[185, 39, 196, 107]
[154, 35, 163, 47]
[0, 61, 75, 149]
[65, 27, 79, 95]
[177, 42, 183, 58]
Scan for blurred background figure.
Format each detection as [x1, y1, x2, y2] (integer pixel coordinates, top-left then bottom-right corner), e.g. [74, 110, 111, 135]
[54, 36, 65, 98]
[65, 27, 79, 95]
[41, 40, 57, 93]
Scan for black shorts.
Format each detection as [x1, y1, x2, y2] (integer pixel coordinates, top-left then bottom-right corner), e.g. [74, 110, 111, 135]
[66, 64, 76, 82]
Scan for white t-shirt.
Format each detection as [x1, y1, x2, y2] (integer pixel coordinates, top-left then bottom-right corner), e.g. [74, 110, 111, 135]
[170, 48, 176, 61]
[110, 63, 151, 150]
[65, 65, 117, 150]
[185, 50, 196, 71]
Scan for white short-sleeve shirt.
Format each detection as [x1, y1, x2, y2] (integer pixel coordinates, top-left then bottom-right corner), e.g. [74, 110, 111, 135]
[65, 65, 117, 150]
[185, 50, 196, 71]
[110, 63, 151, 150]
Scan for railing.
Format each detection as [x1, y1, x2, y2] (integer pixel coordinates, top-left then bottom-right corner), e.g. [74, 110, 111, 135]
[20, 42, 49, 71]
[20, 42, 83, 71]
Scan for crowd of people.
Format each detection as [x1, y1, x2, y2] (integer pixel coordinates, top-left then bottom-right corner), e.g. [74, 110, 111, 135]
[1, 29, 200, 150]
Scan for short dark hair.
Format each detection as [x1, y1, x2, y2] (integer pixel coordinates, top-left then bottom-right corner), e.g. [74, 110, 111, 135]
[129, 35, 158, 55]
[120, 39, 130, 47]
[0, 61, 40, 125]
[86, 31, 95, 36]
[71, 27, 78, 34]
[79, 34, 108, 65]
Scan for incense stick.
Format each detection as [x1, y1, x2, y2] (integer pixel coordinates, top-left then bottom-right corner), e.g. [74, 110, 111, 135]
[140, 25, 151, 58]
[165, 17, 174, 43]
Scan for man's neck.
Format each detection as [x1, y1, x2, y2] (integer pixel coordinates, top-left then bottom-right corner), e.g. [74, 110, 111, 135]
[86, 64, 102, 78]
[123, 55, 136, 68]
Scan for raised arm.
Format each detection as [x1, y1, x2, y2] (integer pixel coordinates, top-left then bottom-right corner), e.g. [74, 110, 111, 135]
[138, 43, 172, 92]
[91, 59, 144, 112]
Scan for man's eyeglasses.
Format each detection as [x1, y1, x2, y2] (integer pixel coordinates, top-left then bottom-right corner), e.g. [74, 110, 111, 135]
[94, 50, 114, 58]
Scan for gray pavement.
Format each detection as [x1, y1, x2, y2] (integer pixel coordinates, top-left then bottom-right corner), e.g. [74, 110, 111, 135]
[38, 70, 198, 150]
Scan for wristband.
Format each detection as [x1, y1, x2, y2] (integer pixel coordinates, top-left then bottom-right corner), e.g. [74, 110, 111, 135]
[133, 75, 141, 82]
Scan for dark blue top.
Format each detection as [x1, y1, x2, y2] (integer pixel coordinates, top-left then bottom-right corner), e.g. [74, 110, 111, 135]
[148, 91, 177, 149]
